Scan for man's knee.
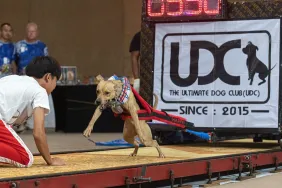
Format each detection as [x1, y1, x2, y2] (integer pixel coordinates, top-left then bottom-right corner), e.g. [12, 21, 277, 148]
[25, 154, 34, 168]
[23, 148, 34, 168]
[16, 154, 34, 168]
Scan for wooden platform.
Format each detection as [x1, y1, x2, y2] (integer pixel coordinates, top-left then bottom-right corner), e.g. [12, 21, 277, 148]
[0, 139, 280, 180]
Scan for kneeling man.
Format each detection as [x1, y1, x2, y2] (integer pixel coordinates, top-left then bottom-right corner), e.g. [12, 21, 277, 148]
[0, 56, 65, 167]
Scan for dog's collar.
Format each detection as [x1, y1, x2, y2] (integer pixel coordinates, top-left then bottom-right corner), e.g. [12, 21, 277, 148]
[108, 75, 131, 104]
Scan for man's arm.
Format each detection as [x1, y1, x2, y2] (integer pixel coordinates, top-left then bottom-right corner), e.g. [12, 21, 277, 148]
[131, 51, 140, 79]
[32, 97, 65, 166]
[32, 107, 52, 165]
[129, 32, 141, 79]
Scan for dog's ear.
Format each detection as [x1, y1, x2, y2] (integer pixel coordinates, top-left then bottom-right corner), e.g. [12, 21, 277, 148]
[256, 46, 259, 51]
[112, 80, 123, 88]
[111, 80, 123, 97]
[96, 75, 104, 83]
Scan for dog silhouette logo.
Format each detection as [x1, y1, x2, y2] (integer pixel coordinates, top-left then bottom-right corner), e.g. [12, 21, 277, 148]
[242, 41, 276, 86]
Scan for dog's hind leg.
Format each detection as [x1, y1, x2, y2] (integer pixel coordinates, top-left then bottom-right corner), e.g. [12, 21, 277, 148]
[143, 139, 165, 158]
[141, 123, 165, 158]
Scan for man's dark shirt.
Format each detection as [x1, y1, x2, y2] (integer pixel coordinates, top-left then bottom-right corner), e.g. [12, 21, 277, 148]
[129, 31, 140, 52]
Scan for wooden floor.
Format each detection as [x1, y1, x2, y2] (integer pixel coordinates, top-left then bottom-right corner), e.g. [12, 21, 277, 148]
[0, 138, 279, 180]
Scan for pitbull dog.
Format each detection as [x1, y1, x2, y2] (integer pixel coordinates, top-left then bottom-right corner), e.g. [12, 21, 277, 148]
[242, 41, 276, 85]
[83, 75, 165, 158]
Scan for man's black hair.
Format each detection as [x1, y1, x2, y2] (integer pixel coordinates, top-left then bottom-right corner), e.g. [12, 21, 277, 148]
[25, 56, 61, 80]
[0, 23, 12, 30]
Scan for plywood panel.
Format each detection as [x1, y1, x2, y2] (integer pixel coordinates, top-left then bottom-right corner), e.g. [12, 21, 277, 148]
[0, 139, 278, 179]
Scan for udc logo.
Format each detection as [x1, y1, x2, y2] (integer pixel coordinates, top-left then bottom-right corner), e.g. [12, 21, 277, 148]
[168, 39, 274, 87]
[159, 30, 276, 104]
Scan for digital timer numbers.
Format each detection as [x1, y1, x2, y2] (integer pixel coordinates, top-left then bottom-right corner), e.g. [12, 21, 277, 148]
[147, 0, 221, 17]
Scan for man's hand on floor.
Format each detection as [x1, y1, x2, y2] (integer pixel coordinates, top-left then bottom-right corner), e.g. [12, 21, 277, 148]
[50, 157, 66, 166]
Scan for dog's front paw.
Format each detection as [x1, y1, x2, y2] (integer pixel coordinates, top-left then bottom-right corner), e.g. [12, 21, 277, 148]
[83, 126, 93, 137]
[129, 152, 137, 157]
[158, 153, 165, 158]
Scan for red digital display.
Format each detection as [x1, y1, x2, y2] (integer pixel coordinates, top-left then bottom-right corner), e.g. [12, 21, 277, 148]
[146, 0, 224, 21]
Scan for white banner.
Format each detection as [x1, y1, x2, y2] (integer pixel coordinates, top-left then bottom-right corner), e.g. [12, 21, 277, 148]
[153, 19, 280, 128]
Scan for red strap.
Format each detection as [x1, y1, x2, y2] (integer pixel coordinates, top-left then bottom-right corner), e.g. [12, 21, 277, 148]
[131, 87, 186, 121]
[115, 112, 186, 129]
[113, 88, 187, 129]
[152, 117, 186, 129]
[152, 109, 186, 121]
[131, 87, 152, 113]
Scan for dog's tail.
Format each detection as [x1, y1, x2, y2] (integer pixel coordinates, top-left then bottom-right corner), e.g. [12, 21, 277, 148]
[153, 93, 159, 109]
[267, 63, 277, 75]
[270, 63, 277, 72]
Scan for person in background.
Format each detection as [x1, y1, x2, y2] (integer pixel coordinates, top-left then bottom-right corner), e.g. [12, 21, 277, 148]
[0, 23, 17, 78]
[16, 22, 48, 75]
[0, 56, 65, 168]
[15, 22, 55, 133]
[129, 31, 141, 92]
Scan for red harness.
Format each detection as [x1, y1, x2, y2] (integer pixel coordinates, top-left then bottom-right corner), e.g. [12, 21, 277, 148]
[113, 87, 194, 129]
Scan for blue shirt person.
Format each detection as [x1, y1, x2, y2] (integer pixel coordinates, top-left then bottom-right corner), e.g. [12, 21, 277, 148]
[16, 40, 48, 74]
[0, 23, 16, 78]
[15, 22, 48, 75]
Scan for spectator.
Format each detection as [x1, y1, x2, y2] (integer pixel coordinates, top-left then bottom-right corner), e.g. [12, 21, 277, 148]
[0, 23, 17, 78]
[16, 22, 48, 75]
